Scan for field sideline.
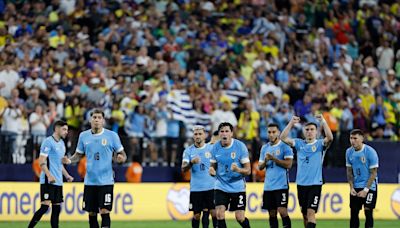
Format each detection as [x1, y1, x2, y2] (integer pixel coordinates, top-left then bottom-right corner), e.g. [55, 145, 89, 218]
[1, 220, 399, 228]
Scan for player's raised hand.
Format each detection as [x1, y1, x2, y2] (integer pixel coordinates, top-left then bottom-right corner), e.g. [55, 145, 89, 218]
[265, 153, 275, 162]
[291, 116, 300, 124]
[209, 167, 216, 176]
[66, 175, 74, 182]
[191, 156, 200, 164]
[350, 188, 357, 196]
[62, 156, 71, 165]
[231, 163, 239, 172]
[116, 153, 126, 164]
[315, 114, 325, 123]
[47, 175, 56, 183]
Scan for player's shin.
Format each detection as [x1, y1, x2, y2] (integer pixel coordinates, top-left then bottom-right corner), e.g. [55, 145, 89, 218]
[101, 213, 111, 228]
[217, 219, 227, 228]
[239, 217, 250, 228]
[282, 216, 291, 228]
[350, 208, 360, 228]
[212, 216, 218, 228]
[51, 204, 61, 228]
[89, 213, 99, 228]
[269, 216, 278, 228]
[364, 209, 373, 228]
[28, 204, 49, 228]
[202, 211, 210, 228]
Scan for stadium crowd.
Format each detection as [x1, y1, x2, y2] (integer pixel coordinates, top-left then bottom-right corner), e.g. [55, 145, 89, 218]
[0, 0, 399, 168]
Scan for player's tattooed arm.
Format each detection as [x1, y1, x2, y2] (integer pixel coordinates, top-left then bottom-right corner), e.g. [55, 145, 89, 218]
[346, 167, 357, 196]
[63, 152, 84, 164]
[39, 155, 55, 183]
[316, 114, 333, 147]
[181, 161, 191, 172]
[231, 162, 251, 175]
[366, 168, 378, 189]
[280, 116, 299, 147]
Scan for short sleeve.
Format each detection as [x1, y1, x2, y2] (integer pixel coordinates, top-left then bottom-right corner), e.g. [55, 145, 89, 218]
[182, 148, 190, 163]
[293, 138, 301, 150]
[39, 139, 51, 157]
[259, 145, 266, 163]
[76, 133, 85, 154]
[210, 143, 217, 163]
[112, 132, 124, 153]
[345, 149, 351, 167]
[283, 144, 294, 159]
[368, 147, 379, 169]
[240, 142, 250, 164]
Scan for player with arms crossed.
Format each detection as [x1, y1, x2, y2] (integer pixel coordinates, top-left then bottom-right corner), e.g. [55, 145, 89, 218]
[182, 126, 217, 228]
[28, 120, 74, 228]
[63, 109, 127, 228]
[280, 115, 333, 228]
[209, 122, 251, 228]
[258, 123, 293, 228]
[346, 129, 379, 228]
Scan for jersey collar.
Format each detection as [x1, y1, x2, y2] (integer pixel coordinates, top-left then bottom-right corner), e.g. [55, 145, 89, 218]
[91, 128, 105, 136]
[354, 144, 365, 152]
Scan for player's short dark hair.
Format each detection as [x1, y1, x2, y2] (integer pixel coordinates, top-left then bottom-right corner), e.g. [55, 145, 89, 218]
[90, 108, 105, 117]
[267, 123, 280, 129]
[350, 129, 364, 137]
[304, 122, 318, 128]
[218, 122, 233, 132]
[53, 120, 68, 131]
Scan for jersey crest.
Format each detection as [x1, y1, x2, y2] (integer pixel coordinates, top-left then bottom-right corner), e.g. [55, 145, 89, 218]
[312, 145, 317, 152]
[231, 152, 236, 159]
[102, 138, 107, 146]
[275, 149, 280, 155]
[361, 156, 366, 164]
[205, 151, 211, 159]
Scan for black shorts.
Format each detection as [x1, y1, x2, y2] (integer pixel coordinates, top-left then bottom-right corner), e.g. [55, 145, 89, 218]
[189, 190, 215, 213]
[40, 184, 63, 203]
[262, 189, 289, 210]
[83, 185, 114, 212]
[297, 185, 322, 214]
[214, 190, 246, 211]
[350, 188, 377, 210]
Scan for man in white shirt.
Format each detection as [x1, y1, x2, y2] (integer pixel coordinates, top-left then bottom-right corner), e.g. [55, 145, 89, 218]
[0, 65, 20, 99]
[211, 100, 237, 132]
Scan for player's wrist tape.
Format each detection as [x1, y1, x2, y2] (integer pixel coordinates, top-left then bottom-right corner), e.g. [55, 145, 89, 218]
[363, 187, 369, 192]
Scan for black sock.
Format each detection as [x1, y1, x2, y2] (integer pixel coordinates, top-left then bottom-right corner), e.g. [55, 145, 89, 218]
[350, 209, 360, 228]
[217, 219, 227, 228]
[269, 216, 278, 228]
[282, 216, 291, 228]
[239, 217, 250, 228]
[192, 217, 200, 228]
[28, 204, 49, 228]
[89, 214, 99, 228]
[307, 222, 316, 228]
[212, 216, 218, 228]
[364, 209, 373, 228]
[101, 213, 111, 228]
[51, 205, 61, 228]
[202, 211, 210, 228]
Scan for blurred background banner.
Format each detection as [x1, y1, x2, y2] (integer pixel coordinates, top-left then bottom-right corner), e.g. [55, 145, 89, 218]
[0, 183, 399, 221]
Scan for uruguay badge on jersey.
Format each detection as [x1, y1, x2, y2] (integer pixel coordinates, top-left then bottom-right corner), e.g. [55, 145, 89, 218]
[275, 149, 280, 155]
[231, 152, 236, 159]
[205, 151, 211, 159]
[102, 138, 107, 146]
[312, 145, 317, 152]
[361, 156, 366, 163]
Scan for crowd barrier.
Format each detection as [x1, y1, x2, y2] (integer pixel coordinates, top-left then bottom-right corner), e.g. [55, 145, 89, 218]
[0, 182, 399, 221]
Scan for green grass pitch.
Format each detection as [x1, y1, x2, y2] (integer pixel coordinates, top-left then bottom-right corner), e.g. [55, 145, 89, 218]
[1, 220, 399, 227]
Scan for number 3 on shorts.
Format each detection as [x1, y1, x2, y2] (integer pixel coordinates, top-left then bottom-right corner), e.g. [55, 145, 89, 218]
[239, 195, 244, 205]
[105, 194, 112, 203]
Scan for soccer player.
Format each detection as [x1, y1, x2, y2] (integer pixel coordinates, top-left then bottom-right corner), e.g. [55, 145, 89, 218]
[28, 120, 73, 228]
[182, 126, 217, 228]
[209, 122, 251, 228]
[280, 115, 333, 228]
[346, 129, 379, 228]
[63, 109, 127, 228]
[258, 123, 293, 228]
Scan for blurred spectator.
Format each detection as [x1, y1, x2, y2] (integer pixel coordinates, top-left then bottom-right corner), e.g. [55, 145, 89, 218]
[125, 155, 143, 183]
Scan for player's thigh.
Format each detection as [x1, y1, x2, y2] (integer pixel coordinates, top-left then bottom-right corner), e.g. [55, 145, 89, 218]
[204, 190, 215, 210]
[350, 188, 364, 210]
[52, 185, 64, 204]
[262, 191, 277, 210]
[363, 189, 377, 210]
[306, 185, 322, 213]
[189, 191, 203, 213]
[98, 185, 114, 211]
[83, 185, 99, 212]
[229, 192, 246, 212]
[214, 190, 230, 209]
[297, 185, 308, 214]
[275, 189, 289, 208]
[41, 184, 63, 204]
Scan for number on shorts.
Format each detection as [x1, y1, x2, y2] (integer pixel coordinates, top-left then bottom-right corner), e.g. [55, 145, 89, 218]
[239, 195, 244, 205]
[313, 196, 319, 205]
[282, 193, 286, 202]
[366, 193, 373, 204]
[105, 194, 112, 203]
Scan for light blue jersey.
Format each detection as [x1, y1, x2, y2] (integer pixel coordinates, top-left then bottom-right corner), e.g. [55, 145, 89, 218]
[182, 143, 215, 192]
[346, 144, 379, 191]
[40, 136, 66, 186]
[259, 141, 293, 191]
[293, 139, 326, 186]
[210, 139, 250, 193]
[76, 128, 124, 186]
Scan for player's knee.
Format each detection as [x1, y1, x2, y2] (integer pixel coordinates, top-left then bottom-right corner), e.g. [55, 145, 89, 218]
[235, 212, 245, 222]
[89, 212, 97, 216]
[41, 200, 51, 206]
[193, 213, 201, 220]
[268, 210, 277, 218]
[278, 207, 288, 217]
[307, 209, 315, 220]
[100, 208, 110, 214]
